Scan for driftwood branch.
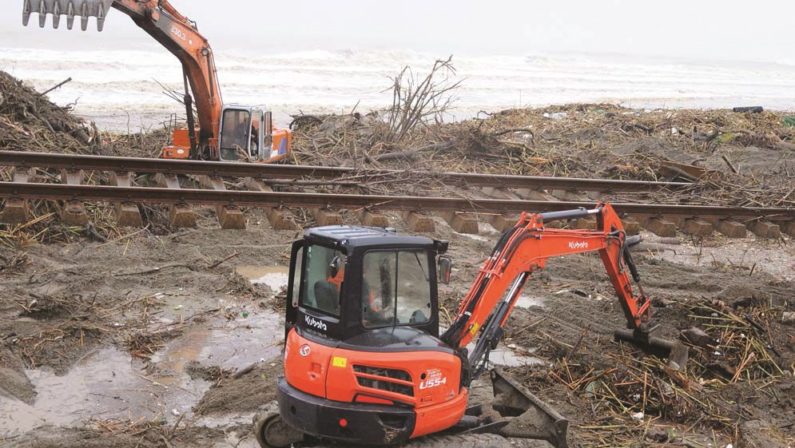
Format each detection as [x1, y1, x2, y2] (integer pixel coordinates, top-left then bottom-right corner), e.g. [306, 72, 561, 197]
[384, 56, 461, 144]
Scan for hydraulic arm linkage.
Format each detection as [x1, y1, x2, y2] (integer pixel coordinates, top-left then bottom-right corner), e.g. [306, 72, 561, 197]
[24, 0, 223, 160]
[441, 203, 680, 378]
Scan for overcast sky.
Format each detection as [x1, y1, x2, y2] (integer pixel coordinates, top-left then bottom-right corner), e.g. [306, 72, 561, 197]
[1, 0, 793, 64]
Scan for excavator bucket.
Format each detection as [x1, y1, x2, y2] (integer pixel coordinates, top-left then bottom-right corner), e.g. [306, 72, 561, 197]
[490, 368, 569, 448]
[22, 0, 115, 31]
[614, 329, 690, 369]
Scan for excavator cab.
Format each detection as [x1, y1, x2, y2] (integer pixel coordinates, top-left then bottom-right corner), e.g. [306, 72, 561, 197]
[167, 106, 291, 162]
[284, 226, 446, 341]
[213, 106, 292, 163]
[272, 226, 470, 446]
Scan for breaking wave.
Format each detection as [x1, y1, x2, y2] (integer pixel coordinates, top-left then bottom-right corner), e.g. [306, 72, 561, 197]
[2, 47, 794, 131]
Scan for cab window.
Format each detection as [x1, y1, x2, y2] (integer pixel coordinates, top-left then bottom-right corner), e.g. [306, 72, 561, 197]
[300, 244, 345, 317]
[220, 109, 251, 159]
[362, 250, 431, 328]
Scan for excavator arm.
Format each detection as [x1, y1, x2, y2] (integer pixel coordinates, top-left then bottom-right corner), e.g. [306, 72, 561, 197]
[23, 0, 223, 159]
[441, 204, 675, 378]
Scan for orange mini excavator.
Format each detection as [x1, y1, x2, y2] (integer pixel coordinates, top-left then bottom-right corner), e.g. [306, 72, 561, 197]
[22, 0, 292, 162]
[255, 204, 685, 447]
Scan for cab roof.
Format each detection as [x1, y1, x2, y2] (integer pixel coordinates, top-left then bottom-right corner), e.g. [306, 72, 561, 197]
[304, 225, 442, 251]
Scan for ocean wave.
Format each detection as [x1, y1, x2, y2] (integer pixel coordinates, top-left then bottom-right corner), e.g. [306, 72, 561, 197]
[3, 47, 794, 132]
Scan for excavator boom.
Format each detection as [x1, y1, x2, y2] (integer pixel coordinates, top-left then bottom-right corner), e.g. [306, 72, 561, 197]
[442, 203, 681, 377]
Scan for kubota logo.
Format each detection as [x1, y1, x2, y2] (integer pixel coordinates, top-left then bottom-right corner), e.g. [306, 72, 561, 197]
[304, 315, 328, 332]
[568, 241, 589, 249]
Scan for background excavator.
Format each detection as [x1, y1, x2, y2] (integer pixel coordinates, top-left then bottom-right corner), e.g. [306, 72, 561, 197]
[22, 0, 292, 162]
[255, 204, 688, 447]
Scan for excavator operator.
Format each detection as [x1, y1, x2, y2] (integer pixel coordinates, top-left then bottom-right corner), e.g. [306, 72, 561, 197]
[323, 256, 392, 326]
[362, 258, 394, 326]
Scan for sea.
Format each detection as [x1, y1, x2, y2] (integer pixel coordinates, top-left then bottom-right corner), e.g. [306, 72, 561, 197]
[2, 47, 794, 132]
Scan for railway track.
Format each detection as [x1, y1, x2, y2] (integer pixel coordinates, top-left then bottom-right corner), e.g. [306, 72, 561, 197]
[0, 151, 688, 191]
[0, 151, 792, 238]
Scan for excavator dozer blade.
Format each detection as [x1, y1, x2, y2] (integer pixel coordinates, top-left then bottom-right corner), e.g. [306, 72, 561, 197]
[490, 368, 569, 448]
[22, 0, 114, 31]
[614, 329, 690, 369]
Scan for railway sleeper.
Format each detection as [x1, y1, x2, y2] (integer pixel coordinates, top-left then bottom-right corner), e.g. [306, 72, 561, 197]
[782, 221, 795, 237]
[153, 173, 196, 228]
[620, 217, 641, 235]
[490, 214, 520, 231]
[360, 210, 389, 228]
[716, 219, 747, 238]
[242, 178, 298, 230]
[311, 208, 342, 227]
[747, 220, 781, 239]
[110, 172, 143, 227]
[402, 211, 435, 233]
[682, 218, 714, 237]
[196, 175, 246, 230]
[59, 169, 88, 226]
[0, 168, 31, 224]
[639, 216, 678, 237]
[441, 211, 480, 234]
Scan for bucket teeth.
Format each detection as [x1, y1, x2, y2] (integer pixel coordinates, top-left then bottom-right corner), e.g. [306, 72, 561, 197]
[21, 0, 114, 32]
[66, 1, 75, 30]
[96, 1, 105, 31]
[80, 1, 88, 31]
[22, 0, 31, 26]
[38, 0, 47, 28]
[51, 1, 60, 28]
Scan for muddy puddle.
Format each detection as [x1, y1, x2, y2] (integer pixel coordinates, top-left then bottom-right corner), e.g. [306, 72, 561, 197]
[0, 282, 284, 438]
[236, 265, 290, 292]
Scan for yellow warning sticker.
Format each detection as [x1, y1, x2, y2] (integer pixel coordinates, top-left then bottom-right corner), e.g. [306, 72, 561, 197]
[331, 356, 347, 368]
[469, 322, 480, 336]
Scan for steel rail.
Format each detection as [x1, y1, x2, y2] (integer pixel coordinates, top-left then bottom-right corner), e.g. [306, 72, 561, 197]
[1, 182, 791, 220]
[0, 151, 690, 192]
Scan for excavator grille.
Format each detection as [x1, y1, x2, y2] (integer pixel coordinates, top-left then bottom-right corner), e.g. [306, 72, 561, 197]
[22, 0, 114, 31]
[353, 365, 414, 397]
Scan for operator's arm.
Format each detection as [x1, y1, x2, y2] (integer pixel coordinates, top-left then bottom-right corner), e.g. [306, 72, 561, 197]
[441, 204, 652, 375]
[113, 1, 222, 152]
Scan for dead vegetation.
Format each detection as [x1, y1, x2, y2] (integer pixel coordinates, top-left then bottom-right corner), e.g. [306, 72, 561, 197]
[0, 70, 170, 158]
[291, 89, 795, 208]
[493, 252, 795, 448]
[0, 66, 793, 448]
[383, 56, 461, 145]
[0, 70, 181, 247]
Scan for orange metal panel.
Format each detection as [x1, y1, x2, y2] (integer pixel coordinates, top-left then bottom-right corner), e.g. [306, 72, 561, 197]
[411, 387, 469, 438]
[284, 329, 334, 398]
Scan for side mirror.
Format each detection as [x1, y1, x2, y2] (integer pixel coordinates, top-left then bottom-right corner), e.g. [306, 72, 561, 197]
[438, 256, 452, 285]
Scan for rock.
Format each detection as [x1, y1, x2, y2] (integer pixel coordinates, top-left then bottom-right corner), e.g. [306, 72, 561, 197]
[782, 312, 795, 325]
[652, 297, 673, 308]
[645, 427, 669, 443]
[680, 327, 715, 347]
[731, 296, 755, 309]
[0, 346, 35, 404]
